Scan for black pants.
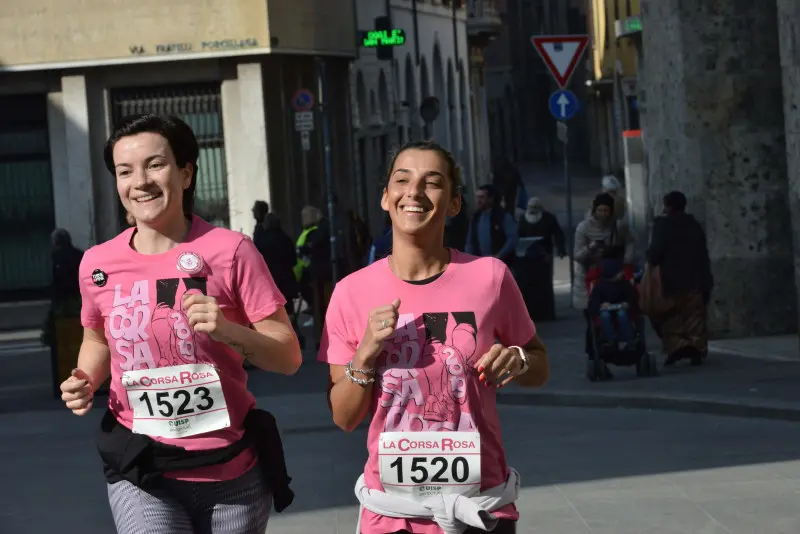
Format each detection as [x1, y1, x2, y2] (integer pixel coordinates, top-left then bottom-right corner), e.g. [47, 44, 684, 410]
[584, 309, 594, 357]
[389, 519, 516, 534]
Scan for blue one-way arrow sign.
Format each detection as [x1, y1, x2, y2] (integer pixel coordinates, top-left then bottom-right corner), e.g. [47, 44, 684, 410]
[548, 89, 579, 121]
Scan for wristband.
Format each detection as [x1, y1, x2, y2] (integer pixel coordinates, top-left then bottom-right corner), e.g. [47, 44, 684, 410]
[508, 346, 530, 375]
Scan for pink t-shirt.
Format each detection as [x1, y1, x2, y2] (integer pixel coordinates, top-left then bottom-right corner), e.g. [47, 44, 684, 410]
[79, 216, 286, 482]
[318, 250, 536, 534]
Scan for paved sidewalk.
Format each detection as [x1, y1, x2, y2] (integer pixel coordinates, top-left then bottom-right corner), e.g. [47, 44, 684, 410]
[4, 270, 800, 421]
[5, 403, 800, 534]
[499, 266, 800, 421]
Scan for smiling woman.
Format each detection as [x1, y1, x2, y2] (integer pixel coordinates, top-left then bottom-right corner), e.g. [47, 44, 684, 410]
[58, 114, 302, 533]
[319, 140, 551, 534]
[380, 141, 462, 247]
[103, 116, 198, 247]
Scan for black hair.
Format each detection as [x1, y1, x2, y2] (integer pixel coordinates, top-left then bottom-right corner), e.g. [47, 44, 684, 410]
[663, 190, 687, 212]
[593, 192, 615, 213]
[478, 183, 499, 199]
[385, 140, 463, 197]
[253, 200, 269, 212]
[52, 228, 72, 248]
[104, 114, 199, 220]
[264, 213, 282, 231]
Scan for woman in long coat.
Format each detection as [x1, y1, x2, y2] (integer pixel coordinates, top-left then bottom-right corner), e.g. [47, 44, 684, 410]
[646, 191, 713, 366]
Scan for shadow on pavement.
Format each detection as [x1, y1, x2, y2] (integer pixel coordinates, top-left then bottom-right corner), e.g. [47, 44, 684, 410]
[4, 268, 800, 532]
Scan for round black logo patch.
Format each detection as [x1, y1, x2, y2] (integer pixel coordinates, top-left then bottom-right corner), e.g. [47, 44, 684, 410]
[92, 269, 108, 287]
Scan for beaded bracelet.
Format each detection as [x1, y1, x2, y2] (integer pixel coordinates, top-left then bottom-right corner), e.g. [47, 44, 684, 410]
[345, 361, 375, 385]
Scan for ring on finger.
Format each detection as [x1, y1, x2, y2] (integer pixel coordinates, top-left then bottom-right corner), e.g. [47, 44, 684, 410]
[380, 319, 390, 329]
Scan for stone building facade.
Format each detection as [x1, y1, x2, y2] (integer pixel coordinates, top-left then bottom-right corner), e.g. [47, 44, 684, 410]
[350, 0, 478, 237]
[639, 0, 800, 338]
[0, 0, 356, 302]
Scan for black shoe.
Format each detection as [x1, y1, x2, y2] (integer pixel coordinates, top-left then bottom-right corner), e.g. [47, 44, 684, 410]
[602, 364, 614, 379]
[689, 349, 704, 366]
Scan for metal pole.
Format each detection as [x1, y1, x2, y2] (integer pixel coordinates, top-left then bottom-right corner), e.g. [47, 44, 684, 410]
[277, 57, 298, 235]
[316, 57, 339, 283]
[564, 131, 574, 307]
[297, 70, 310, 207]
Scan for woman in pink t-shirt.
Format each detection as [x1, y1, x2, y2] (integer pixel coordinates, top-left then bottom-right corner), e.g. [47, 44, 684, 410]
[319, 141, 551, 534]
[58, 114, 302, 534]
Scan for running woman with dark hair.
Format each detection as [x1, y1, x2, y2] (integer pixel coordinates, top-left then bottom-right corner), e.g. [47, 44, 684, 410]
[319, 140, 550, 534]
[59, 114, 301, 533]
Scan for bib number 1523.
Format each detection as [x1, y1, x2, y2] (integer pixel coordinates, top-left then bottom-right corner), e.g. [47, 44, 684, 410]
[122, 363, 230, 439]
[137, 387, 214, 418]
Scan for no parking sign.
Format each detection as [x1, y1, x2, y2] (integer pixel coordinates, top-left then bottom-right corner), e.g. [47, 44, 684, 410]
[291, 89, 315, 112]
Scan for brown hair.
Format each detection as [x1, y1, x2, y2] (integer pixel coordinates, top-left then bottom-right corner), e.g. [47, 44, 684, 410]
[385, 140, 463, 197]
[104, 114, 199, 220]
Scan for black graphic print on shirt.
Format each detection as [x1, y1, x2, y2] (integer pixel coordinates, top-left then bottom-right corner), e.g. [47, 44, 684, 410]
[108, 277, 209, 372]
[377, 311, 479, 432]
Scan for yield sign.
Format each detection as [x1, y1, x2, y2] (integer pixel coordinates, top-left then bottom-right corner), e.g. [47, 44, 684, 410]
[531, 35, 589, 88]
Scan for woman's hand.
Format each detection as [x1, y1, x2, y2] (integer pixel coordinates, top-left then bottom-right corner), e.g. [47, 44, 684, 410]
[183, 294, 232, 342]
[60, 368, 94, 416]
[354, 298, 401, 367]
[474, 344, 525, 388]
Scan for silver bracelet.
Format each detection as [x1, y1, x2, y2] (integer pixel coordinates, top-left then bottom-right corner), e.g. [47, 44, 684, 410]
[509, 346, 530, 375]
[348, 361, 376, 376]
[345, 361, 375, 385]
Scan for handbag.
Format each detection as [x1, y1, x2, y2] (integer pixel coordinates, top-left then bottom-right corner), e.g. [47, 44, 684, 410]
[639, 262, 673, 316]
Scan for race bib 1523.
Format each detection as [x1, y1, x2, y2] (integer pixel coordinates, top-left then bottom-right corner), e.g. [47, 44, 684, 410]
[121, 363, 230, 438]
[378, 431, 481, 500]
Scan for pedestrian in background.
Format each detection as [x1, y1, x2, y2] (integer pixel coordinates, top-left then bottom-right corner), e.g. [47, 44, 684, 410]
[297, 205, 333, 346]
[251, 200, 270, 256]
[586, 174, 627, 224]
[516, 197, 565, 321]
[465, 184, 518, 264]
[645, 191, 713, 366]
[41, 228, 84, 347]
[259, 213, 298, 318]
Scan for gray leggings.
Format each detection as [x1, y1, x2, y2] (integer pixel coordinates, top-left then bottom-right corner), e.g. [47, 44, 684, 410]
[107, 465, 271, 534]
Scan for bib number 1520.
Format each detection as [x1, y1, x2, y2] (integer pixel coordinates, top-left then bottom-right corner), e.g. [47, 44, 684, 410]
[378, 431, 481, 499]
[389, 456, 470, 484]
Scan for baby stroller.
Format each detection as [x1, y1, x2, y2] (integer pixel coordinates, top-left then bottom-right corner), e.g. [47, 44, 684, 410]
[584, 263, 658, 382]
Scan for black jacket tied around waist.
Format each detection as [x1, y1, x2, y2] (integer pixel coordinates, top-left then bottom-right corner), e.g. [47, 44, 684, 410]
[96, 408, 294, 513]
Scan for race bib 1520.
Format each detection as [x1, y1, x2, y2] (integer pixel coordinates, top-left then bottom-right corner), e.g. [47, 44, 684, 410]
[378, 431, 481, 500]
[121, 363, 230, 439]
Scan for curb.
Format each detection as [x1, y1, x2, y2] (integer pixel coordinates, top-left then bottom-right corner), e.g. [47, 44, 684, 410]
[706, 345, 800, 363]
[497, 390, 800, 422]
